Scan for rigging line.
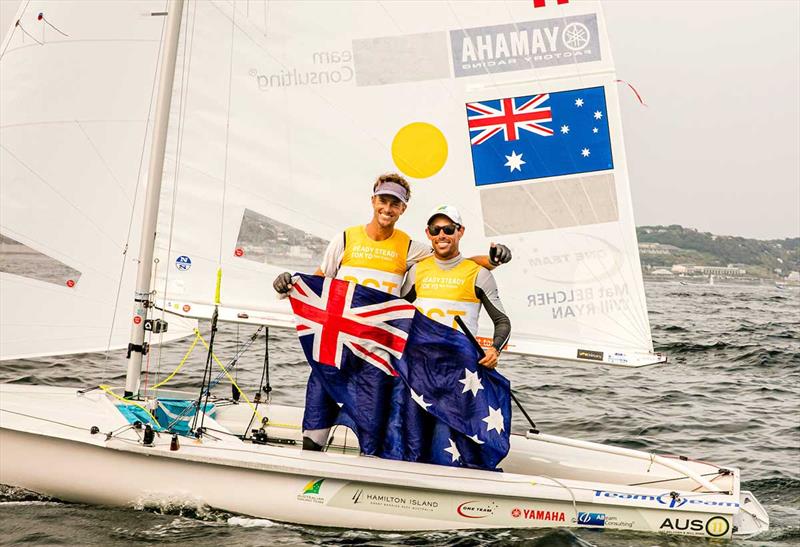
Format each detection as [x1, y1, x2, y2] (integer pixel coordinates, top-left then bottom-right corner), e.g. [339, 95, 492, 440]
[74, 121, 134, 206]
[154, 0, 198, 393]
[0, 0, 31, 59]
[205, 326, 263, 392]
[0, 408, 88, 431]
[216, 1, 237, 266]
[150, 332, 200, 389]
[102, 9, 168, 375]
[0, 145, 124, 249]
[1, 119, 156, 130]
[15, 21, 43, 46]
[98, 384, 160, 424]
[38, 13, 69, 37]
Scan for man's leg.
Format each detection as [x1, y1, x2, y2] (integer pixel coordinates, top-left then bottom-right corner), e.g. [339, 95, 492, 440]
[301, 368, 339, 451]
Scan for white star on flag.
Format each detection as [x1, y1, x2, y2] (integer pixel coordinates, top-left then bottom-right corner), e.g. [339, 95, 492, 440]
[459, 369, 484, 397]
[560, 125, 570, 134]
[483, 406, 505, 433]
[575, 98, 584, 107]
[468, 433, 485, 445]
[444, 438, 461, 462]
[581, 148, 591, 157]
[410, 387, 431, 411]
[594, 110, 603, 120]
[504, 150, 525, 173]
[592, 127, 598, 134]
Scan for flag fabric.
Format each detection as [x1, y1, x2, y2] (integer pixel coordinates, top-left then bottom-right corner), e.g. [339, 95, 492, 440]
[467, 85, 613, 186]
[289, 273, 512, 470]
[533, 0, 569, 7]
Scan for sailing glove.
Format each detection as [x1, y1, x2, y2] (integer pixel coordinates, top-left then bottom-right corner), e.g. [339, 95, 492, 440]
[273, 272, 294, 294]
[489, 243, 512, 266]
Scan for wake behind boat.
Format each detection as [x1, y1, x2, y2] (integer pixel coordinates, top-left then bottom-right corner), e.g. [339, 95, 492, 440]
[0, 0, 768, 540]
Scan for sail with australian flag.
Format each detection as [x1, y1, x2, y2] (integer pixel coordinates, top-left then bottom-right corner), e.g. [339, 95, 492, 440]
[287, 273, 511, 470]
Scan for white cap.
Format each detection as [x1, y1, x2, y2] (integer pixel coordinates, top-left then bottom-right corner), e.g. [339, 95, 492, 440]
[427, 204, 463, 226]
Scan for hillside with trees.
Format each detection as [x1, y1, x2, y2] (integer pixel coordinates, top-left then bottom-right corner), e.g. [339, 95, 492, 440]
[636, 225, 799, 279]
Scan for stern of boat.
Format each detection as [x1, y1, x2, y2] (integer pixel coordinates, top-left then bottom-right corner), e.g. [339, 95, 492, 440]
[734, 490, 769, 537]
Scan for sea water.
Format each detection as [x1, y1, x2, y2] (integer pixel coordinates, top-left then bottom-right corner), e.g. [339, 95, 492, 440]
[1, 282, 798, 546]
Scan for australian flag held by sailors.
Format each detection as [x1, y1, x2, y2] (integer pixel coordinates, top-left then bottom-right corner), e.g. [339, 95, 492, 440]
[467, 85, 614, 186]
[288, 273, 511, 470]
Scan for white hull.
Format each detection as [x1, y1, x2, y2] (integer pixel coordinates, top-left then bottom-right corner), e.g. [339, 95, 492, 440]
[0, 384, 768, 538]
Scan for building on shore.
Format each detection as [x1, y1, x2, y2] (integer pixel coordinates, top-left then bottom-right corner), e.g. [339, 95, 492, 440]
[671, 264, 747, 277]
[638, 242, 682, 255]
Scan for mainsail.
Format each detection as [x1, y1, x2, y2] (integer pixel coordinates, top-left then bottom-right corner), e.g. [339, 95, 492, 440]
[0, 1, 195, 360]
[1, 0, 661, 367]
[150, 0, 660, 366]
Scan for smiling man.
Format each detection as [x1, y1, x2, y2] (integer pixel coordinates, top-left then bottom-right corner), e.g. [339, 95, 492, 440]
[401, 204, 511, 370]
[273, 174, 511, 451]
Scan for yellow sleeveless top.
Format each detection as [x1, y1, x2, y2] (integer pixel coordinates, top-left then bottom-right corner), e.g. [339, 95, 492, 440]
[413, 256, 482, 333]
[338, 225, 410, 296]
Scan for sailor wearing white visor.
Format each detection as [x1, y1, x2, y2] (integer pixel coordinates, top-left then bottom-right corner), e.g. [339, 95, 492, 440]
[272, 175, 511, 450]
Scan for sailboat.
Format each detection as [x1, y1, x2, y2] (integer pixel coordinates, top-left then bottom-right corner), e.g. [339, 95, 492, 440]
[0, 0, 768, 538]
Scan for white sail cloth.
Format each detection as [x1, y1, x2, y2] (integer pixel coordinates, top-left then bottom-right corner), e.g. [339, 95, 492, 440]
[152, 0, 658, 365]
[1, 0, 659, 366]
[0, 1, 194, 360]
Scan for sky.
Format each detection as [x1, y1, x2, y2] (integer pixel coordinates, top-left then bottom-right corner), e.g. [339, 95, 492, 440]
[1, 0, 798, 239]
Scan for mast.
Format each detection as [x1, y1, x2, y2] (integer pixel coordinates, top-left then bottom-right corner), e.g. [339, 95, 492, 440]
[124, 0, 186, 397]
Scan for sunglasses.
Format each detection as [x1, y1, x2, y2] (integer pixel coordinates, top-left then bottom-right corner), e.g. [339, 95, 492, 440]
[427, 224, 460, 236]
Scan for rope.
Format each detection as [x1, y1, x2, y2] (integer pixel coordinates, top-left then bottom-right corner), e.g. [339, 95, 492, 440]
[98, 384, 159, 425]
[195, 332, 264, 424]
[150, 330, 202, 389]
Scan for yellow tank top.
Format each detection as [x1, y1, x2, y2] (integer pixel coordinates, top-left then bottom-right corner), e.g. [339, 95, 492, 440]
[413, 256, 482, 333]
[338, 225, 410, 296]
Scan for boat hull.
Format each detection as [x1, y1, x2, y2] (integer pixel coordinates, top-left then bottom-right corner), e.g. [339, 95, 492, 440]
[0, 384, 769, 537]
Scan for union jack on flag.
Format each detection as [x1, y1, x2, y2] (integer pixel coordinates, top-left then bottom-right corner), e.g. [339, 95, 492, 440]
[466, 94, 553, 145]
[289, 275, 416, 376]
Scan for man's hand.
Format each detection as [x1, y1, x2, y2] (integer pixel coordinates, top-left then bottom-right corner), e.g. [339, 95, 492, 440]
[489, 243, 512, 266]
[478, 347, 500, 369]
[273, 272, 294, 294]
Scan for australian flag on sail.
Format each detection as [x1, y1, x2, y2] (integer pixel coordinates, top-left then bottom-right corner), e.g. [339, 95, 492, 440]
[467, 86, 614, 186]
[288, 273, 511, 470]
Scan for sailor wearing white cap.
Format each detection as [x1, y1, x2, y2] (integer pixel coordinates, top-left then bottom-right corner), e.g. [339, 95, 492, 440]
[402, 204, 511, 369]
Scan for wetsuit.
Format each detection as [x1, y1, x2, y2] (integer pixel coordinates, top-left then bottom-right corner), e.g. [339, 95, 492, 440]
[401, 254, 511, 353]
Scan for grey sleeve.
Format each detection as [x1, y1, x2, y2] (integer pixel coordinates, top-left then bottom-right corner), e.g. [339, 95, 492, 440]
[318, 233, 345, 277]
[401, 263, 417, 302]
[475, 268, 511, 352]
[406, 239, 433, 269]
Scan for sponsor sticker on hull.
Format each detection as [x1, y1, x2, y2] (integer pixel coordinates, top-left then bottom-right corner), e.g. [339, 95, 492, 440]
[510, 507, 566, 522]
[593, 489, 740, 510]
[659, 515, 731, 538]
[342, 486, 443, 516]
[457, 500, 498, 519]
[296, 478, 327, 504]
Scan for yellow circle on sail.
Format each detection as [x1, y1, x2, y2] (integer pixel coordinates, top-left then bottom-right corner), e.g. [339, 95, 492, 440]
[391, 122, 448, 179]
